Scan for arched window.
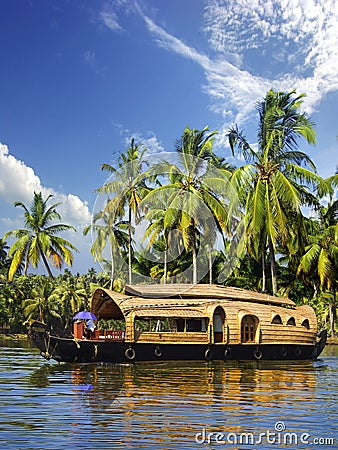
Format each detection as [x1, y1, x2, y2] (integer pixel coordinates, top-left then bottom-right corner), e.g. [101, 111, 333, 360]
[213, 306, 225, 343]
[287, 317, 296, 326]
[272, 314, 283, 324]
[241, 315, 258, 343]
[301, 319, 310, 329]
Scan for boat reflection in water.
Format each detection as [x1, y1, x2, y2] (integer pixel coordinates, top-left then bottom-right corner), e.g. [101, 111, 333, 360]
[65, 361, 321, 443]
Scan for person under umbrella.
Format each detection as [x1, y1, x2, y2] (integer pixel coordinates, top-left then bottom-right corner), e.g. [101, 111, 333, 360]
[85, 318, 95, 339]
[73, 311, 97, 339]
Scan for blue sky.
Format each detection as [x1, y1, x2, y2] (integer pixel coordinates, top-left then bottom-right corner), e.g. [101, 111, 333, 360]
[0, 0, 337, 274]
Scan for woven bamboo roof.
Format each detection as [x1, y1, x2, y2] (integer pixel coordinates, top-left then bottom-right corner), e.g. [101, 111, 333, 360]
[125, 284, 296, 306]
[91, 284, 296, 320]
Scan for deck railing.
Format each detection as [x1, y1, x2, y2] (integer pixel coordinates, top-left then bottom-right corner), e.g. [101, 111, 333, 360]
[100, 330, 126, 341]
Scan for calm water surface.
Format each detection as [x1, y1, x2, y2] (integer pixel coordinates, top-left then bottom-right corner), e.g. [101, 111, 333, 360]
[0, 340, 337, 449]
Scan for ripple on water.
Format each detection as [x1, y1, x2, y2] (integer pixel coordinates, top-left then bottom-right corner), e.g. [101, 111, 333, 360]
[0, 343, 337, 449]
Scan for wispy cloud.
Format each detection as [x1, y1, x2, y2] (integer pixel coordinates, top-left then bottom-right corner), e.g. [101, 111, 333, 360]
[99, 9, 123, 32]
[84, 50, 95, 63]
[99, 1, 338, 152]
[203, 0, 338, 107]
[98, 0, 137, 32]
[137, 5, 271, 127]
[112, 124, 166, 157]
[132, 0, 338, 148]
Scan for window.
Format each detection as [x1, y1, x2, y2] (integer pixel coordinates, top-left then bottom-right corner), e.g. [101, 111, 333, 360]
[186, 319, 202, 332]
[135, 318, 150, 331]
[287, 317, 296, 326]
[301, 319, 310, 329]
[150, 319, 171, 332]
[241, 315, 258, 343]
[272, 314, 283, 324]
[135, 318, 171, 332]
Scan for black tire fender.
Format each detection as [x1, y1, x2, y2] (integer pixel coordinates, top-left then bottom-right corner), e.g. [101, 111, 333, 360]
[154, 345, 162, 358]
[254, 348, 263, 360]
[125, 347, 136, 360]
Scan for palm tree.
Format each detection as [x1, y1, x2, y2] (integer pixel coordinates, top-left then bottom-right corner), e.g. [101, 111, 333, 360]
[297, 187, 338, 335]
[141, 126, 238, 284]
[175, 125, 219, 160]
[84, 202, 129, 289]
[142, 153, 232, 284]
[98, 139, 149, 284]
[49, 277, 88, 331]
[22, 276, 60, 324]
[228, 89, 320, 295]
[0, 239, 12, 275]
[4, 192, 78, 281]
[142, 205, 169, 283]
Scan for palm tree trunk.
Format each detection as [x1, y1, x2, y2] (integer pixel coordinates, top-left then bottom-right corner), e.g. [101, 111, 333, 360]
[128, 207, 132, 284]
[329, 303, 334, 336]
[38, 243, 54, 278]
[329, 287, 336, 336]
[110, 243, 114, 290]
[192, 239, 197, 284]
[163, 247, 167, 284]
[261, 248, 266, 293]
[268, 236, 277, 296]
[208, 244, 212, 285]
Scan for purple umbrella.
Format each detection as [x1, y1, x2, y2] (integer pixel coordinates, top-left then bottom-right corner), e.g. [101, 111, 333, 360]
[73, 311, 97, 321]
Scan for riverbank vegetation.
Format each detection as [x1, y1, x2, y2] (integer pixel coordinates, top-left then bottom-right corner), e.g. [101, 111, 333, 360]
[0, 89, 337, 336]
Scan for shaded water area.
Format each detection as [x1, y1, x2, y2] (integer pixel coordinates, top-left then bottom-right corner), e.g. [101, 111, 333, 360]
[0, 339, 337, 449]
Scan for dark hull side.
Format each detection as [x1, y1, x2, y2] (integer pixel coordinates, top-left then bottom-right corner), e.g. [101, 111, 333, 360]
[29, 330, 327, 364]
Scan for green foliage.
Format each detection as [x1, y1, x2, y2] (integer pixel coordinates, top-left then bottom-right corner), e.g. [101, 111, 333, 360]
[0, 270, 112, 334]
[228, 89, 320, 295]
[0, 92, 337, 336]
[4, 192, 78, 281]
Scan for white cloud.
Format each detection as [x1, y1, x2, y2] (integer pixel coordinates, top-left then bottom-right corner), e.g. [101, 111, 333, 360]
[126, 133, 166, 157]
[137, 6, 272, 125]
[131, 0, 338, 150]
[84, 50, 95, 63]
[99, 0, 137, 32]
[100, 1, 337, 163]
[203, 0, 338, 102]
[0, 143, 42, 204]
[112, 124, 166, 158]
[0, 142, 91, 229]
[99, 9, 123, 32]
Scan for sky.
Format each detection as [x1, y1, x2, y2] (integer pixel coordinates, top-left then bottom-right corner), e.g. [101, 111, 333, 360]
[0, 0, 337, 275]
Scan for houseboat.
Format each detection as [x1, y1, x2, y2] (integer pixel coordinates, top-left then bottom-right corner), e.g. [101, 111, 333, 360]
[29, 284, 327, 363]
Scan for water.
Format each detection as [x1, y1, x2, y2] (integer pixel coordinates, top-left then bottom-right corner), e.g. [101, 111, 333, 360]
[0, 340, 337, 449]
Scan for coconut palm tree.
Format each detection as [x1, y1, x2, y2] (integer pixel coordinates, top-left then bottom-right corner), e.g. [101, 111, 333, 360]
[297, 189, 338, 335]
[98, 139, 149, 284]
[4, 192, 78, 281]
[142, 206, 169, 283]
[49, 277, 88, 331]
[142, 154, 232, 284]
[228, 89, 320, 295]
[175, 125, 219, 160]
[83, 203, 129, 289]
[0, 239, 12, 276]
[22, 276, 60, 324]
[141, 126, 237, 284]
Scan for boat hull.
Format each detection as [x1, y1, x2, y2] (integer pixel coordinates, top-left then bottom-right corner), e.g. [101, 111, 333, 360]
[29, 329, 327, 364]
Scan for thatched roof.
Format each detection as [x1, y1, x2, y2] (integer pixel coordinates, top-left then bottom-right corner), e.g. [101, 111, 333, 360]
[125, 284, 295, 306]
[91, 284, 296, 320]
